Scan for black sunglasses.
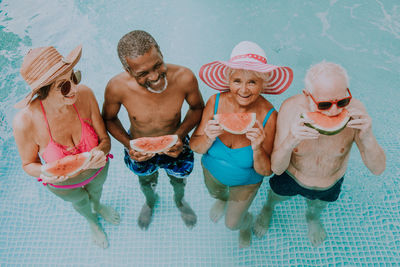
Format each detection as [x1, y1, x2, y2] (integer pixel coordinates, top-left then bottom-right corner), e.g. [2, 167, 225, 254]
[56, 70, 81, 96]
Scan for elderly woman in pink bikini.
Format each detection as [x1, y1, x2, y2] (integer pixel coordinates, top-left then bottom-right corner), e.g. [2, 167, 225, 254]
[13, 45, 119, 248]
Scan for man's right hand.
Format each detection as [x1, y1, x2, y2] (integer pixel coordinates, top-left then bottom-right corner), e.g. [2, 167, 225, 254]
[129, 148, 155, 162]
[289, 116, 320, 147]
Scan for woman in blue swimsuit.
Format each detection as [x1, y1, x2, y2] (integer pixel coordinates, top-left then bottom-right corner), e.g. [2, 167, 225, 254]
[190, 41, 293, 247]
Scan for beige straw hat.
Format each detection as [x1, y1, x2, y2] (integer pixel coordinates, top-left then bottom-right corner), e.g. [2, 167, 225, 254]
[15, 44, 82, 108]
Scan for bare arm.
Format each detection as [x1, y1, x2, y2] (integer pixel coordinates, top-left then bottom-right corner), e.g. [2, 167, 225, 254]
[83, 86, 111, 155]
[250, 110, 277, 176]
[190, 95, 221, 154]
[13, 111, 42, 177]
[348, 101, 386, 175]
[271, 97, 319, 175]
[174, 70, 204, 140]
[102, 80, 131, 149]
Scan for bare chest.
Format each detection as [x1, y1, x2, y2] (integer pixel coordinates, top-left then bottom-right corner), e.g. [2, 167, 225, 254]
[123, 93, 185, 134]
[36, 113, 83, 149]
[292, 127, 355, 163]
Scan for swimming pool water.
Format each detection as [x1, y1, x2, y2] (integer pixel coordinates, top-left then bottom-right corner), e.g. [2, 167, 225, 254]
[1, 0, 399, 266]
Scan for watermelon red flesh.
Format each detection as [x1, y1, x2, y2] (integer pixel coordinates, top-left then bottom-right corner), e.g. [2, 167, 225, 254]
[214, 113, 256, 134]
[130, 135, 178, 153]
[304, 109, 350, 135]
[43, 152, 91, 177]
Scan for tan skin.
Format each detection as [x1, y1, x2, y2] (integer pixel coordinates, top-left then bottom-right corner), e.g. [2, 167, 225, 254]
[102, 46, 204, 160]
[190, 70, 276, 176]
[190, 69, 276, 247]
[13, 70, 111, 183]
[13, 69, 116, 248]
[102, 45, 203, 230]
[271, 73, 386, 187]
[254, 71, 386, 247]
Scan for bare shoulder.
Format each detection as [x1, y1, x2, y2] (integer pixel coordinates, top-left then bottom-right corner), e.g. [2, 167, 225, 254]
[13, 105, 34, 132]
[258, 96, 275, 111]
[105, 72, 129, 93]
[279, 94, 303, 111]
[104, 72, 130, 101]
[77, 84, 96, 99]
[279, 94, 305, 114]
[205, 93, 217, 107]
[168, 64, 197, 90]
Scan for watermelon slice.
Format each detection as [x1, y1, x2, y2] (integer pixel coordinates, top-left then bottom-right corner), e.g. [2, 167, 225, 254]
[214, 113, 256, 134]
[41, 152, 91, 177]
[302, 109, 351, 135]
[130, 135, 178, 153]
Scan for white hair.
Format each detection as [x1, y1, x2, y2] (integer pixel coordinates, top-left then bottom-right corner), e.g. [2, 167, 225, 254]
[304, 61, 349, 93]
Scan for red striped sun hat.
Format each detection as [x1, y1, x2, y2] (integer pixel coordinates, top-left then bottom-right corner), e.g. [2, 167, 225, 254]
[199, 41, 293, 94]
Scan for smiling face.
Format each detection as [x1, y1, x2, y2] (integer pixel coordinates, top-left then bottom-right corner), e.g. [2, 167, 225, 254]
[125, 46, 168, 93]
[228, 69, 264, 106]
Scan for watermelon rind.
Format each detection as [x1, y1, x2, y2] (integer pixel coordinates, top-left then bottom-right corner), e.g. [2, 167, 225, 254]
[130, 135, 178, 153]
[214, 113, 256, 135]
[41, 152, 92, 177]
[301, 112, 351, 136]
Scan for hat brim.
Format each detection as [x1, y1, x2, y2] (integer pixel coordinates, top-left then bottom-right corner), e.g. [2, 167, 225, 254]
[14, 45, 82, 109]
[199, 60, 293, 95]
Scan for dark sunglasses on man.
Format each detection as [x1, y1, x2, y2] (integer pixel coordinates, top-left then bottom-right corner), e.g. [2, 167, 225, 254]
[305, 88, 352, 110]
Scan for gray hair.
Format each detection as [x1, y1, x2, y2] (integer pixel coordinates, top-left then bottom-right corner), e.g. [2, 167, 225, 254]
[304, 61, 349, 93]
[117, 30, 162, 70]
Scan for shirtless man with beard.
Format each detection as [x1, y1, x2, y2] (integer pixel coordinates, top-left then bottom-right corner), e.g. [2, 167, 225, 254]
[102, 30, 204, 230]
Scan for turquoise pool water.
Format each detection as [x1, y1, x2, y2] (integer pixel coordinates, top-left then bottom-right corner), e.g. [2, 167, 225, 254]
[1, 0, 399, 266]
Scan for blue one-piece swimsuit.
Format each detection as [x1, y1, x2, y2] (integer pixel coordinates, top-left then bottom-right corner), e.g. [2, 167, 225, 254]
[202, 93, 275, 186]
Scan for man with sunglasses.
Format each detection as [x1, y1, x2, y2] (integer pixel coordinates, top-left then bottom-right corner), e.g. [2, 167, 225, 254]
[102, 30, 204, 230]
[253, 61, 386, 247]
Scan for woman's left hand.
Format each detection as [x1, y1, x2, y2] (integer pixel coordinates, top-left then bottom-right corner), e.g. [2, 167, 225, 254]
[246, 120, 266, 151]
[84, 149, 107, 169]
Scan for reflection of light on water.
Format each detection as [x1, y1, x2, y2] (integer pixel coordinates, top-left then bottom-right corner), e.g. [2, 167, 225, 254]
[371, 0, 400, 39]
[344, 4, 362, 19]
[316, 11, 358, 51]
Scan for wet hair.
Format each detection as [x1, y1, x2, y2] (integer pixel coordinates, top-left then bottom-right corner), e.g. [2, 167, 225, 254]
[304, 61, 349, 93]
[117, 30, 162, 71]
[36, 84, 52, 100]
[225, 67, 271, 88]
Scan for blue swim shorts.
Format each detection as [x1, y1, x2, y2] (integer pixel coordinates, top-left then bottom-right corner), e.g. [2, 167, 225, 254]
[124, 135, 194, 178]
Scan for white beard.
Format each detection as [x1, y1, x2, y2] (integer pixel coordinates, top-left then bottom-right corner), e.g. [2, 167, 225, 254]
[146, 77, 168, 94]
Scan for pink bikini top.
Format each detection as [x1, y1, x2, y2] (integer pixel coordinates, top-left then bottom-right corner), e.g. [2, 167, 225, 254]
[40, 101, 99, 163]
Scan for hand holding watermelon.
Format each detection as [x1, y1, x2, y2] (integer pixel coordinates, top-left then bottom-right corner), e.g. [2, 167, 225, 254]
[204, 119, 224, 142]
[39, 172, 69, 184]
[84, 149, 107, 169]
[129, 135, 179, 161]
[346, 107, 373, 141]
[160, 137, 183, 158]
[40, 152, 93, 182]
[245, 120, 266, 150]
[129, 149, 156, 162]
[290, 115, 320, 147]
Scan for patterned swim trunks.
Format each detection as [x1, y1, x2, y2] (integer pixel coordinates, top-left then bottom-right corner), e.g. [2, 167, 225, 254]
[124, 135, 194, 178]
